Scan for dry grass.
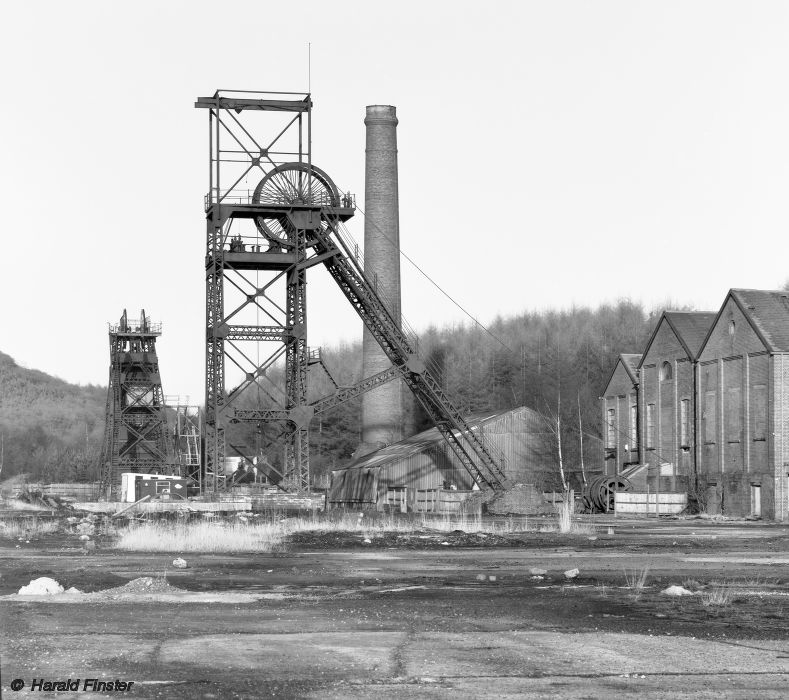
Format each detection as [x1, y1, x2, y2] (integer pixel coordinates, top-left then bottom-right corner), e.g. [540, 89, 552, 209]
[624, 567, 650, 597]
[113, 507, 606, 554]
[554, 498, 597, 535]
[0, 518, 62, 538]
[570, 521, 597, 535]
[739, 577, 769, 587]
[558, 498, 573, 533]
[0, 498, 52, 512]
[113, 511, 530, 553]
[115, 520, 284, 553]
[425, 513, 522, 534]
[700, 584, 734, 608]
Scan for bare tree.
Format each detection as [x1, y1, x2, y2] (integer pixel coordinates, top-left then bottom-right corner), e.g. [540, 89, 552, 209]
[556, 397, 567, 491]
[577, 392, 587, 487]
[541, 400, 568, 492]
[542, 332, 568, 493]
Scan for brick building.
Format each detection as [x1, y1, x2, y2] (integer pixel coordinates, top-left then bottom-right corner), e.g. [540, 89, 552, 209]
[601, 289, 789, 520]
[637, 311, 715, 492]
[696, 289, 789, 519]
[600, 354, 641, 475]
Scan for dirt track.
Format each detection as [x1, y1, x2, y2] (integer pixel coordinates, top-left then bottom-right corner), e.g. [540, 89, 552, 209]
[1, 518, 788, 699]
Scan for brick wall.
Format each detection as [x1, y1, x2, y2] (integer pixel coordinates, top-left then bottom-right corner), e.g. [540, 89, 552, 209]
[640, 319, 693, 485]
[360, 105, 404, 452]
[772, 353, 789, 521]
[600, 360, 638, 475]
[697, 297, 781, 518]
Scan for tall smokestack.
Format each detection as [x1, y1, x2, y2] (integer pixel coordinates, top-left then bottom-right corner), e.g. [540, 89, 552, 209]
[359, 105, 403, 455]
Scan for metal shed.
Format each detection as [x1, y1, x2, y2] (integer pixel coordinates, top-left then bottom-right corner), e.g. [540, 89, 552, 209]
[329, 406, 554, 511]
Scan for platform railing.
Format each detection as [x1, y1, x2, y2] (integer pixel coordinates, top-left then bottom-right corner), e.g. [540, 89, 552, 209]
[204, 188, 356, 211]
[108, 320, 162, 334]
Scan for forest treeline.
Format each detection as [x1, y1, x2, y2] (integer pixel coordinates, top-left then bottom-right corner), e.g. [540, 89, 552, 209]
[0, 351, 105, 482]
[236, 299, 660, 486]
[2, 299, 662, 485]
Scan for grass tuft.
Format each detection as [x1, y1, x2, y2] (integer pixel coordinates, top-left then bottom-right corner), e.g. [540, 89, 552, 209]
[624, 567, 650, 598]
[558, 498, 573, 533]
[555, 498, 596, 535]
[700, 584, 734, 608]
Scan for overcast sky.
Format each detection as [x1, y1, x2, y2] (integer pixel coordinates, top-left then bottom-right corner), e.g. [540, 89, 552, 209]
[1, 1, 787, 400]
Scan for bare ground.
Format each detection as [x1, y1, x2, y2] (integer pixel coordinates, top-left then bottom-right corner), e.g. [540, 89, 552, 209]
[1, 517, 788, 699]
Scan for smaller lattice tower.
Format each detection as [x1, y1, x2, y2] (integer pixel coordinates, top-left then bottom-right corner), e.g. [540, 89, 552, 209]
[100, 309, 172, 498]
[170, 398, 202, 482]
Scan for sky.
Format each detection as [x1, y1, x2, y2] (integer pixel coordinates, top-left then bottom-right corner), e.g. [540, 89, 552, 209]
[1, 1, 787, 401]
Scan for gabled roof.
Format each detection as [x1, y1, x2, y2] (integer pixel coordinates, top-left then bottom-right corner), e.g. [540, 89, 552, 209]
[601, 353, 641, 397]
[638, 310, 716, 366]
[724, 289, 789, 353]
[664, 311, 717, 358]
[620, 354, 641, 383]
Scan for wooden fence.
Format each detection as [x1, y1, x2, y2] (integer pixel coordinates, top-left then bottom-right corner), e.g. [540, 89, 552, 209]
[414, 489, 474, 514]
[614, 492, 687, 516]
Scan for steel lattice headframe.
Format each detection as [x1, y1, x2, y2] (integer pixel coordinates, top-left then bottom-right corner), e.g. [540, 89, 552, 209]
[196, 90, 510, 495]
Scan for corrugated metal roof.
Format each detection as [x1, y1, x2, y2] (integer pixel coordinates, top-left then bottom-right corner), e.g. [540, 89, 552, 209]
[664, 311, 717, 358]
[338, 406, 540, 474]
[730, 289, 789, 352]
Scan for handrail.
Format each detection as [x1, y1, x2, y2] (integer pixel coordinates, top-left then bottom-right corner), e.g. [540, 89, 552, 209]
[204, 188, 356, 211]
[108, 321, 162, 334]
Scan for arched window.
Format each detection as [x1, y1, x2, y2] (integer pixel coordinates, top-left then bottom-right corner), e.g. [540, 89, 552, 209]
[660, 361, 673, 381]
[728, 320, 736, 337]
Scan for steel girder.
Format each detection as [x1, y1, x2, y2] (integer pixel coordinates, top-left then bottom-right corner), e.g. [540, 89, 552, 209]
[204, 221, 227, 491]
[233, 365, 403, 425]
[283, 228, 310, 491]
[313, 220, 510, 491]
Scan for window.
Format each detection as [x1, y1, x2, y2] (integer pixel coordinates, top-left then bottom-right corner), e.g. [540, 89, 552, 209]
[680, 399, 690, 447]
[725, 387, 742, 442]
[606, 408, 616, 448]
[630, 404, 638, 449]
[660, 361, 673, 381]
[704, 391, 717, 443]
[728, 320, 736, 337]
[646, 404, 655, 449]
[751, 384, 767, 441]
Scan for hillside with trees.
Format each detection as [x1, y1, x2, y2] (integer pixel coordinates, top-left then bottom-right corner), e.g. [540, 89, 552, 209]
[0, 351, 105, 482]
